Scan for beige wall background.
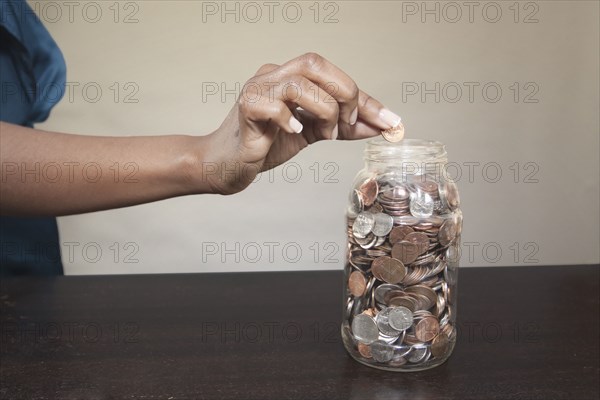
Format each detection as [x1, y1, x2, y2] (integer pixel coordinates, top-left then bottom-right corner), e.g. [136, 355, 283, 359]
[31, 0, 599, 274]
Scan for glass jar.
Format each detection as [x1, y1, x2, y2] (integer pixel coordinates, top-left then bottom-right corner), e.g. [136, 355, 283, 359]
[341, 138, 462, 372]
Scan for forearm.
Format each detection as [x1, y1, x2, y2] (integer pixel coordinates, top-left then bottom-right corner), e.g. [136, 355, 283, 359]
[0, 122, 213, 216]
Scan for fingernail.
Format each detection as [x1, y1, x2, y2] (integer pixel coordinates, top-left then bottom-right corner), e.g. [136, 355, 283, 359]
[349, 107, 358, 125]
[331, 124, 338, 140]
[289, 116, 303, 134]
[378, 108, 402, 129]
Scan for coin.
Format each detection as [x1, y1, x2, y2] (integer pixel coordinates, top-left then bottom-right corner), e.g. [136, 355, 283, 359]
[358, 179, 379, 207]
[445, 181, 460, 210]
[370, 340, 394, 362]
[352, 314, 379, 344]
[410, 191, 434, 218]
[374, 283, 402, 304]
[415, 316, 440, 342]
[371, 256, 407, 284]
[404, 232, 430, 255]
[352, 212, 375, 238]
[391, 241, 420, 265]
[348, 271, 367, 297]
[387, 296, 416, 312]
[357, 342, 373, 358]
[349, 189, 364, 216]
[375, 307, 402, 337]
[381, 122, 405, 143]
[372, 213, 394, 237]
[431, 333, 449, 358]
[389, 226, 414, 244]
[406, 346, 430, 363]
[388, 306, 414, 331]
[405, 285, 437, 310]
[438, 219, 457, 246]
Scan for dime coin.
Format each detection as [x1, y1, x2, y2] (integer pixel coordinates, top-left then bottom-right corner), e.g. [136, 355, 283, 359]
[352, 212, 375, 238]
[410, 191, 434, 218]
[388, 306, 414, 331]
[376, 307, 403, 337]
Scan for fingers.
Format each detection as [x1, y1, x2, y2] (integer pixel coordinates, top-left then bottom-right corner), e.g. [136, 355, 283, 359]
[239, 54, 402, 143]
[279, 53, 359, 126]
[238, 88, 301, 137]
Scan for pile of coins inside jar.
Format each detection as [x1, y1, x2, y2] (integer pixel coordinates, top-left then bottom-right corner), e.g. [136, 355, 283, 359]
[343, 172, 462, 369]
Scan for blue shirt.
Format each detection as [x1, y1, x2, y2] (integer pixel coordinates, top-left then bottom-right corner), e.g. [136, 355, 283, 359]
[1, 0, 66, 275]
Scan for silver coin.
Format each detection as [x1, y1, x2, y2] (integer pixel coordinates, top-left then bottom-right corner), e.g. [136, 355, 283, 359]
[357, 234, 378, 250]
[392, 215, 420, 226]
[351, 314, 379, 344]
[376, 307, 403, 337]
[350, 189, 364, 215]
[393, 344, 412, 358]
[388, 306, 414, 332]
[372, 212, 394, 236]
[345, 297, 354, 319]
[406, 345, 430, 363]
[370, 340, 394, 363]
[352, 212, 375, 239]
[374, 236, 387, 247]
[377, 332, 401, 344]
[410, 191, 434, 218]
[374, 284, 402, 305]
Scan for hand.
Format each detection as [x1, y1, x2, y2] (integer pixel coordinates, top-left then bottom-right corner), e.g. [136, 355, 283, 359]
[202, 53, 403, 195]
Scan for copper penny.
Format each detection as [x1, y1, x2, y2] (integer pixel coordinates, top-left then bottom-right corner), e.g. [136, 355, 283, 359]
[438, 219, 457, 246]
[371, 256, 406, 284]
[381, 122, 405, 143]
[431, 333, 450, 358]
[415, 316, 440, 342]
[348, 271, 367, 297]
[389, 226, 414, 244]
[357, 342, 373, 358]
[358, 179, 379, 207]
[391, 241, 420, 264]
[404, 232, 430, 255]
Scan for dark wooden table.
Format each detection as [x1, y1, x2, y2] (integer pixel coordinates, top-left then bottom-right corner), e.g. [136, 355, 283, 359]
[1, 265, 598, 400]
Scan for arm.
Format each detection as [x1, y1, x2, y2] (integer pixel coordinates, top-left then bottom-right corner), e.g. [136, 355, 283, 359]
[0, 122, 210, 216]
[1, 53, 402, 217]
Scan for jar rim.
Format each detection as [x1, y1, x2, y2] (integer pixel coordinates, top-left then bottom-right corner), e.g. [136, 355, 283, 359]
[365, 137, 447, 162]
[366, 137, 445, 149]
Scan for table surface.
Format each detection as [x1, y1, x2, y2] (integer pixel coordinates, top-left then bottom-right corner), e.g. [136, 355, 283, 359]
[1, 265, 598, 400]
